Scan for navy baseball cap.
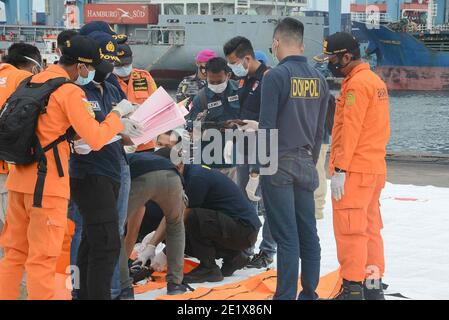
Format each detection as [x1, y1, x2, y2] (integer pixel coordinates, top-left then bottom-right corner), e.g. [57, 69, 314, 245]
[61, 35, 101, 66]
[80, 21, 128, 44]
[314, 32, 360, 62]
[116, 43, 133, 66]
[87, 31, 119, 74]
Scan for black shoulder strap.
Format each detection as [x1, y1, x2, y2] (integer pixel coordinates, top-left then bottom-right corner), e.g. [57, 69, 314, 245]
[32, 77, 75, 208]
[198, 88, 208, 111]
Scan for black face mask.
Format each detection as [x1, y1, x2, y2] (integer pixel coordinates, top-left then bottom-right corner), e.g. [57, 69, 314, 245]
[327, 60, 345, 78]
[94, 70, 111, 84]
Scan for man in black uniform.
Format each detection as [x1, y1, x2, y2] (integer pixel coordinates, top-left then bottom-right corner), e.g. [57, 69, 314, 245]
[241, 18, 329, 300]
[223, 36, 276, 269]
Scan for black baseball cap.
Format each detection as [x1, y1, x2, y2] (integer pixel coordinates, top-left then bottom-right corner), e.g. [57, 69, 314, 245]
[80, 21, 128, 44]
[116, 43, 133, 66]
[60, 35, 101, 66]
[314, 32, 360, 62]
[87, 31, 120, 75]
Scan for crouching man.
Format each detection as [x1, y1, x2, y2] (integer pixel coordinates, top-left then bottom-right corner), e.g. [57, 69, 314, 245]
[158, 148, 261, 283]
[125, 150, 188, 295]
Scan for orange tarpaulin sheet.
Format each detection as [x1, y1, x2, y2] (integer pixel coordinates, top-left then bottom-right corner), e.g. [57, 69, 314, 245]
[156, 269, 342, 300]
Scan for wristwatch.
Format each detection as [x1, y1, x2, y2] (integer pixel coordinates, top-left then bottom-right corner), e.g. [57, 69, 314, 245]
[335, 168, 346, 173]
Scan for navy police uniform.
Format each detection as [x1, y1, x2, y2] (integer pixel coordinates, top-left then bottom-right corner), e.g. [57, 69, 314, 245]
[187, 81, 240, 169]
[259, 55, 329, 300]
[69, 80, 125, 300]
[238, 62, 270, 121]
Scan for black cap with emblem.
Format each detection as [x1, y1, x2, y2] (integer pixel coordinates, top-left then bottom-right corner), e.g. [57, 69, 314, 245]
[116, 43, 133, 66]
[80, 21, 128, 44]
[86, 31, 120, 75]
[60, 35, 101, 66]
[314, 32, 360, 63]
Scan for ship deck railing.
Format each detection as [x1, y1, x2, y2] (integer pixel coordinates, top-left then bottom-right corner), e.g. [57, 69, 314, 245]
[0, 25, 66, 43]
[131, 26, 186, 46]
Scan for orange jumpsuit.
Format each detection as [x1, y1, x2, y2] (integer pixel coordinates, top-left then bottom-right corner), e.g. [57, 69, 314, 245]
[118, 68, 157, 151]
[329, 63, 390, 282]
[0, 64, 124, 300]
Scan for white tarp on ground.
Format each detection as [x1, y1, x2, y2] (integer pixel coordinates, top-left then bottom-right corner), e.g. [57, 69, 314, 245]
[136, 182, 449, 300]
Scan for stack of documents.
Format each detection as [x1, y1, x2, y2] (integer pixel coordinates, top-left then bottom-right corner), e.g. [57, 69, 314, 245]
[130, 87, 187, 146]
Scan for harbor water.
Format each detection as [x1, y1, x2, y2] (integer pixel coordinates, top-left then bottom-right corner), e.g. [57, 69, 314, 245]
[331, 90, 449, 155]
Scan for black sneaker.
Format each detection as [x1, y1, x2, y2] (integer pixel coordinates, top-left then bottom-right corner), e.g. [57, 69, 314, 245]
[167, 282, 195, 296]
[183, 264, 224, 284]
[364, 279, 386, 300]
[221, 253, 250, 277]
[334, 280, 365, 300]
[247, 251, 273, 269]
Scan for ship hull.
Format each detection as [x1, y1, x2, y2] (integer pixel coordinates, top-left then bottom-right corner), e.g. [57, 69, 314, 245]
[376, 66, 449, 91]
[352, 21, 449, 91]
[129, 15, 325, 81]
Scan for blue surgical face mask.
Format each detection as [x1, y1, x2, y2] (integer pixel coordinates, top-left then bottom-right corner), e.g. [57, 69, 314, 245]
[75, 64, 95, 86]
[228, 61, 248, 78]
[114, 64, 133, 78]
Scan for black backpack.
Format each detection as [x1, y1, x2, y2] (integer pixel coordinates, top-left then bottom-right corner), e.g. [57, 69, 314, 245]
[0, 77, 75, 208]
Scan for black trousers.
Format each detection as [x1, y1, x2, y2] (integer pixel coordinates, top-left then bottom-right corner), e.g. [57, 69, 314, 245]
[185, 208, 259, 267]
[70, 175, 121, 300]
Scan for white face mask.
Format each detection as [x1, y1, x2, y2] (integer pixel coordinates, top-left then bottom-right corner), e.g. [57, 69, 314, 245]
[228, 61, 248, 78]
[75, 64, 96, 86]
[208, 80, 228, 94]
[114, 64, 133, 78]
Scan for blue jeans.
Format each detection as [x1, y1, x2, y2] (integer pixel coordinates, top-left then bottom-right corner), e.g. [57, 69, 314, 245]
[261, 149, 321, 300]
[237, 164, 276, 258]
[68, 201, 82, 299]
[111, 161, 131, 299]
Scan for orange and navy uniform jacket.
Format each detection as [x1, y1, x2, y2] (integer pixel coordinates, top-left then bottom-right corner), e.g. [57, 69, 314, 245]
[0, 63, 32, 174]
[6, 64, 124, 200]
[118, 68, 157, 105]
[329, 63, 390, 175]
[118, 68, 157, 152]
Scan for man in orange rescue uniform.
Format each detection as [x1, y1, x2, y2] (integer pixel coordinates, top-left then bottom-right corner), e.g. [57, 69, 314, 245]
[114, 43, 158, 152]
[0, 43, 42, 260]
[0, 35, 141, 300]
[316, 32, 390, 300]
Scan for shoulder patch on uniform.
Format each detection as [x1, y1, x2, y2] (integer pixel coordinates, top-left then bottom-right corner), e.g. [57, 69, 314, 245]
[290, 78, 320, 99]
[88, 100, 101, 112]
[83, 99, 95, 118]
[377, 87, 388, 100]
[346, 92, 356, 106]
[252, 80, 260, 92]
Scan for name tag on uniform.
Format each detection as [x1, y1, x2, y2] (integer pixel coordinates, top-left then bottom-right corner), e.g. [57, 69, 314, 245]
[207, 101, 222, 109]
[228, 95, 239, 103]
[133, 78, 148, 92]
[290, 78, 320, 99]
